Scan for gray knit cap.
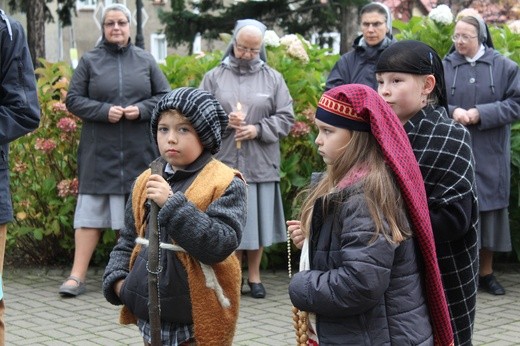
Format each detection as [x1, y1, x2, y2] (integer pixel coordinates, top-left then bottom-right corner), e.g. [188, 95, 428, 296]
[151, 87, 228, 154]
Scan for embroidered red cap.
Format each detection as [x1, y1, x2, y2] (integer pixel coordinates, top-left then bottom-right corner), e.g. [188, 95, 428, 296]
[316, 90, 371, 132]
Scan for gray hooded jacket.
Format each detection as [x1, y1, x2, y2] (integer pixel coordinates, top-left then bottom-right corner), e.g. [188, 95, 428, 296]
[200, 54, 294, 183]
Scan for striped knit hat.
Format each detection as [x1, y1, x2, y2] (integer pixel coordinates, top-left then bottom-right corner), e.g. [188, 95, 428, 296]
[321, 84, 454, 346]
[151, 87, 228, 154]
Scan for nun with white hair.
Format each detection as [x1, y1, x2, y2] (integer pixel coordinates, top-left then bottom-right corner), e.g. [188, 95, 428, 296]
[443, 14, 520, 296]
[200, 19, 295, 299]
[60, 3, 170, 297]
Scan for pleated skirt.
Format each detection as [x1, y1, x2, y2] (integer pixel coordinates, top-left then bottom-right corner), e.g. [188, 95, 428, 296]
[479, 208, 512, 252]
[238, 182, 287, 250]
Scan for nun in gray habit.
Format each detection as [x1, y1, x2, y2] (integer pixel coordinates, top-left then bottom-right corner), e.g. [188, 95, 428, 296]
[200, 19, 295, 298]
[444, 14, 520, 299]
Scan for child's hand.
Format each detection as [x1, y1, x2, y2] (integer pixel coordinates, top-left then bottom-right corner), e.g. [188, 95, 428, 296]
[146, 174, 172, 207]
[114, 279, 125, 297]
[286, 220, 304, 249]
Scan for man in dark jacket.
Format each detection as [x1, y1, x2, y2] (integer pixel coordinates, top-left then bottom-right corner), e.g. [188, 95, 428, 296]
[0, 9, 41, 344]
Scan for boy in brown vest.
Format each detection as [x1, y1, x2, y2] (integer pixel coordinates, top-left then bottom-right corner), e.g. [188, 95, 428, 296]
[103, 87, 247, 345]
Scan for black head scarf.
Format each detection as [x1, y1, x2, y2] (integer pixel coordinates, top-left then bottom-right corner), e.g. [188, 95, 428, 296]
[375, 40, 448, 110]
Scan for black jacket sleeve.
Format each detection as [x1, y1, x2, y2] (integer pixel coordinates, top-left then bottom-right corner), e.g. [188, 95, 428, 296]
[430, 194, 473, 242]
[0, 12, 40, 146]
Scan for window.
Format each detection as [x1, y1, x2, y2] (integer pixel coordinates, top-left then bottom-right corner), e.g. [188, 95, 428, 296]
[76, 0, 97, 11]
[151, 33, 167, 63]
[311, 32, 340, 55]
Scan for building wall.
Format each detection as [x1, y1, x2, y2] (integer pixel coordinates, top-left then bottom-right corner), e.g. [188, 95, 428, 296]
[0, 0, 193, 65]
[57, 0, 193, 65]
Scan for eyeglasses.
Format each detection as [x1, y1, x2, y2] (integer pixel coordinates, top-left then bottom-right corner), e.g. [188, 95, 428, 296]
[234, 42, 261, 55]
[451, 34, 477, 43]
[103, 21, 129, 28]
[361, 21, 385, 29]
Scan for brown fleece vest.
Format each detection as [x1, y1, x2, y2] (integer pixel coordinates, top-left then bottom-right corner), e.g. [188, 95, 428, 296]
[120, 159, 242, 345]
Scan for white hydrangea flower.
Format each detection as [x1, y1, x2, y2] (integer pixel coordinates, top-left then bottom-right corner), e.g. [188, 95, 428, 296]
[429, 5, 454, 25]
[508, 20, 520, 34]
[264, 30, 280, 47]
[280, 34, 299, 47]
[301, 36, 312, 48]
[286, 39, 310, 64]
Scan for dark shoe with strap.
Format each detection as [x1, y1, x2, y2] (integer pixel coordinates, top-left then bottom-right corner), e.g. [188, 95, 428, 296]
[59, 275, 87, 297]
[248, 280, 266, 299]
[479, 273, 505, 295]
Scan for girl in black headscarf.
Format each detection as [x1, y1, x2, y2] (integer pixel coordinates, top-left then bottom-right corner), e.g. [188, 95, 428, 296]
[376, 40, 479, 346]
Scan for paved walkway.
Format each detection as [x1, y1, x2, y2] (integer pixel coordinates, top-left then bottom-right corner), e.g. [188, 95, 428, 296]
[3, 264, 520, 345]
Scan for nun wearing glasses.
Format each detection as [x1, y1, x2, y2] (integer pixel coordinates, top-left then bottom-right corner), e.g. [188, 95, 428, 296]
[200, 19, 294, 299]
[443, 13, 520, 296]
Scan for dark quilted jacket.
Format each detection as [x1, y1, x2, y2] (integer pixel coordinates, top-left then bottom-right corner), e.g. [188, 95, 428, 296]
[289, 185, 434, 345]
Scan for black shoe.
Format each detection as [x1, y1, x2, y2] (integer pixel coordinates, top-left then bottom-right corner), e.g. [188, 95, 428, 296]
[479, 273, 505, 295]
[248, 280, 266, 298]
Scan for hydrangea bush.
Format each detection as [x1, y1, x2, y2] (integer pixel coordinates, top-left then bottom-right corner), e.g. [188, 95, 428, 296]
[7, 60, 116, 265]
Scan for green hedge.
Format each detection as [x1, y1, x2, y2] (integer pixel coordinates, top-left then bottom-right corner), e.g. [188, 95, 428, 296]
[7, 19, 520, 267]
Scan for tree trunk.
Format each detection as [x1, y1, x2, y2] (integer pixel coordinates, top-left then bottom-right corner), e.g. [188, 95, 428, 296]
[26, 0, 45, 68]
[339, 4, 358, 54]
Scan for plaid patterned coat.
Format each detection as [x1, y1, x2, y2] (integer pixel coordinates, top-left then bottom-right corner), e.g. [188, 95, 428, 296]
[405, 105, 479, 346]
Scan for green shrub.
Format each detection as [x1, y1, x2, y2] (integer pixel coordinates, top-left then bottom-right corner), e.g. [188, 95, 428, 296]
[6, 59, 116, 266]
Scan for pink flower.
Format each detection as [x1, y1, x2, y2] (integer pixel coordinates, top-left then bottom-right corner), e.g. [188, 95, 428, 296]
[57, 117, 78, 133]
[302, 107, 316, 121]
[34, 138, 57, 154]
[52, 102, 68, 113]
[57, 178, 79, 197]
[290, 121, 311, 137]
[19, 200, 31, 208]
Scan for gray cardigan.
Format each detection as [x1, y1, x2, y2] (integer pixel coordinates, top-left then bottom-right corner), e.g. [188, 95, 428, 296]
[289, 186, 434, 345]
[443, 47, 520, 211]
